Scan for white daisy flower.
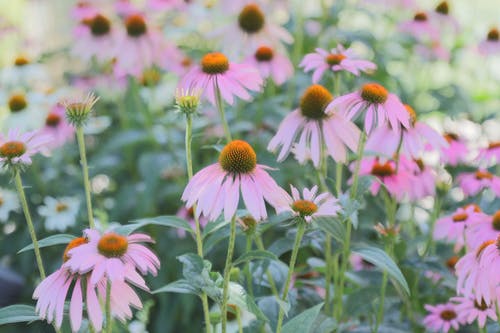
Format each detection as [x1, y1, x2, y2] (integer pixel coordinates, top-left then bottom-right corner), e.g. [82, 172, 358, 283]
[38, 196, 80, 231]
[0, 187, 20, 222]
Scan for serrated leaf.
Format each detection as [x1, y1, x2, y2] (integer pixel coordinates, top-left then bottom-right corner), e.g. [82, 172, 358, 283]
[352, 245, 410, 295]
[0, 305, 39, 325]
[282, 302, 324, 333]
[232, 250, 278, 266]
[152, 279, 199, 296]
[113, 215, 193, 235]
[313, 216, 346, 245]
[18, 234, 76, 254]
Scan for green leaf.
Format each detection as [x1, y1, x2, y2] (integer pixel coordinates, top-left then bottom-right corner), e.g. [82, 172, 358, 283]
[352, 245, 410, 295]
[18, 234, 76, 254]
[0, 305, 39, 325]
[114, 215, 193, 235]
[281, 302, 324, 333]
[177, 253, 223, 302]
[313, 216, 346, 245]
[232, 250, 278, 266]
[152, 279, 199, 296]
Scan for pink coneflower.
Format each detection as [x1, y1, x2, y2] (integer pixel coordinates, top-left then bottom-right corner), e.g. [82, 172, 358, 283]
[365, 105, 447, 158]
[277, 185, 340, 223]
[465, 210, 500, 250]
[148, 0, 187, 11]
[478, 28, 500, 56]
[350, 254, 375, 271]
[458, 170, 500, 197]
[72, 13, 116, 63]
[299, 45, 377, 83]
[451, 295, 497, 328]
[400, 157, 436, 200]
[429, 1, 459, 34]
[176, 206, 209, 238]
[399, 12, 439, 42]
[441, 133, 468, 166]
[161, 44, 193, 77]
[113, 13, 165, 78]
[268, 84, 360, 167]
[182, 140, 289, 221]
[474, 235, 500, 303]
[64, 229, 160, 286]
[0, 129, 50, 167]
[357, 157, 410, 200]
[434, 204, 486, 252]
[415, 42, 450, 61]
[423, 303, 462, 333]
[327, 83, 410, 134]
[39, 105, 75, 150]
[72, 1, 98, 20]
[477, 141, 500, 165]
[244, 45, 293, 85]
[180, 52, 263, 105]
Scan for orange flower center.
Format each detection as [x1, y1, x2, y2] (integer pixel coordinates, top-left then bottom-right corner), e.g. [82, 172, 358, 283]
[181, 57, 192, 68]
[8, 94, 28, 112]
[360, 83, 388, 104]
[452, 212, 468, 222]
[63, 237, 88, 262]
[299, 84, 333, 119]
[219, 140, 257, 174]
[292, 199, 318, 217]
[326, 53, 346, 66]
[201, 52, 229, 74]
[98, 233, 129, 258]
[87, 14, 111, 37]
[474, 299, 489, 311]
[125, 14, 147, 37]
[476, 240, 495, 259]
[443, 133, 458, 143]
[488, 28, 499, 41]
[238, 4, 265, 34]
[414, 12, 428, 22]
[14, 56, 29, 66]
[254, 46, 274, 62]
[45, 113, 61, 127]
[435, 1, 449, 15]
[488, 141, 500, 150]
[56, 203, 68, 212]
[446, 255, 458, 269]
[492, 211, 500, 231]
[475, 170, 493, 180]
[439, 310, 457, 321]
[371, 161, 395, 177]
[0, 141, 27, 158]
[465, 204, 481, 213]
[404, 104, 416, 126]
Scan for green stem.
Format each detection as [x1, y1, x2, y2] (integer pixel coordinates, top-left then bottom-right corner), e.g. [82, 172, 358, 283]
[335, 163, 343, 197]
[276, 221, 306, 333]
[335, 132, 366, 322]
[237, 307, 243, 333]
[76, 126, 95, 229]
[245, 235, 254, 297]
[185, 114, 212, 333]
[221, 216, 237, 333]
[14, 170, 46, 279]
[423, 195, 441, 256]
[105, 280, 112, 333]
[215, 82, 232, 143]
[324, 235, 332, 314]
[254, 235, 279, 297]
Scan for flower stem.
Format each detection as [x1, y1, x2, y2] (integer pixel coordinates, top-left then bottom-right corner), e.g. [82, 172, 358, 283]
[324, 235, 332, 314]
[105, 280, 112, 333]
[215, 82, 232, 143]
[245, 235, 254, 297]
[14, 170, 46, 279]
[276, 221, 306, 333]
[185, 113, 212, 333]
[76, 126, 95, 229]
[335, 132, 366, 322]
[221, 216, 237, 333]
[254, 235, 279, 297]
[423, 195, 441, 256]
[237, 307, 243, 333]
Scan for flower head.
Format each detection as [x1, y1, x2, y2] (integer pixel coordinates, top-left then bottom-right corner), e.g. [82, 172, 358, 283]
[0, 187, 20, 222]
[458, 170, 500, 197]
[175, 88, 201, 115]
[0, 129, 50, 169]
[477, 141, 500, 165]
[399, 11, 440, 42]
[72, 13, 116, 63]
[39, 104, 75, 151]
[278, 185, 340, 222]
[38, 196, 80, 232]
[61, 92, 99, 126]
[423, 303, 462, 333]
[451, 296, 497, 328]
[441, 133, 468, 166]
[244, 45, 294, 85]
[479, 27, 500, 56]
[182, 140, 289, 221]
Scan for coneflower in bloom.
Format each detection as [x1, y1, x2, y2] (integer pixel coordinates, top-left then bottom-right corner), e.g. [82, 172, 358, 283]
[3, 91, 46, 131]
[423, 303, 462, 333]
[180, 52, 263, 105]
[277, 185, 340, 223]
[458, 170, 500, 197]
[299, 44, 377, 83]
[465, 210, 500, 250]
[182, 140, 289, 221]
[244, 45, 293, 85]
[365, 104, 447, 158]
[64, 229, 160, 286]
[434, 204, 486, 252]
[327, 83, 410, 134]
[400, 157, 437, 200]
[34, 237, 143, 332]
[39, 104, 75, 150]
[399, 11, 439, 42]
[470, 235, 500, 304]
[451, 295, 497, 328]
[0, 187, 20, 222]
[0, 129, 50, 168]
[72, 13, 116, 63]
[268, 84, 360, 167]
[478, 27, 500, 56]
[430, 1, 459, 33]
[477, 141, 500, 165]
[440, 133, 468, 166]
[176, 206, 209, 238]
